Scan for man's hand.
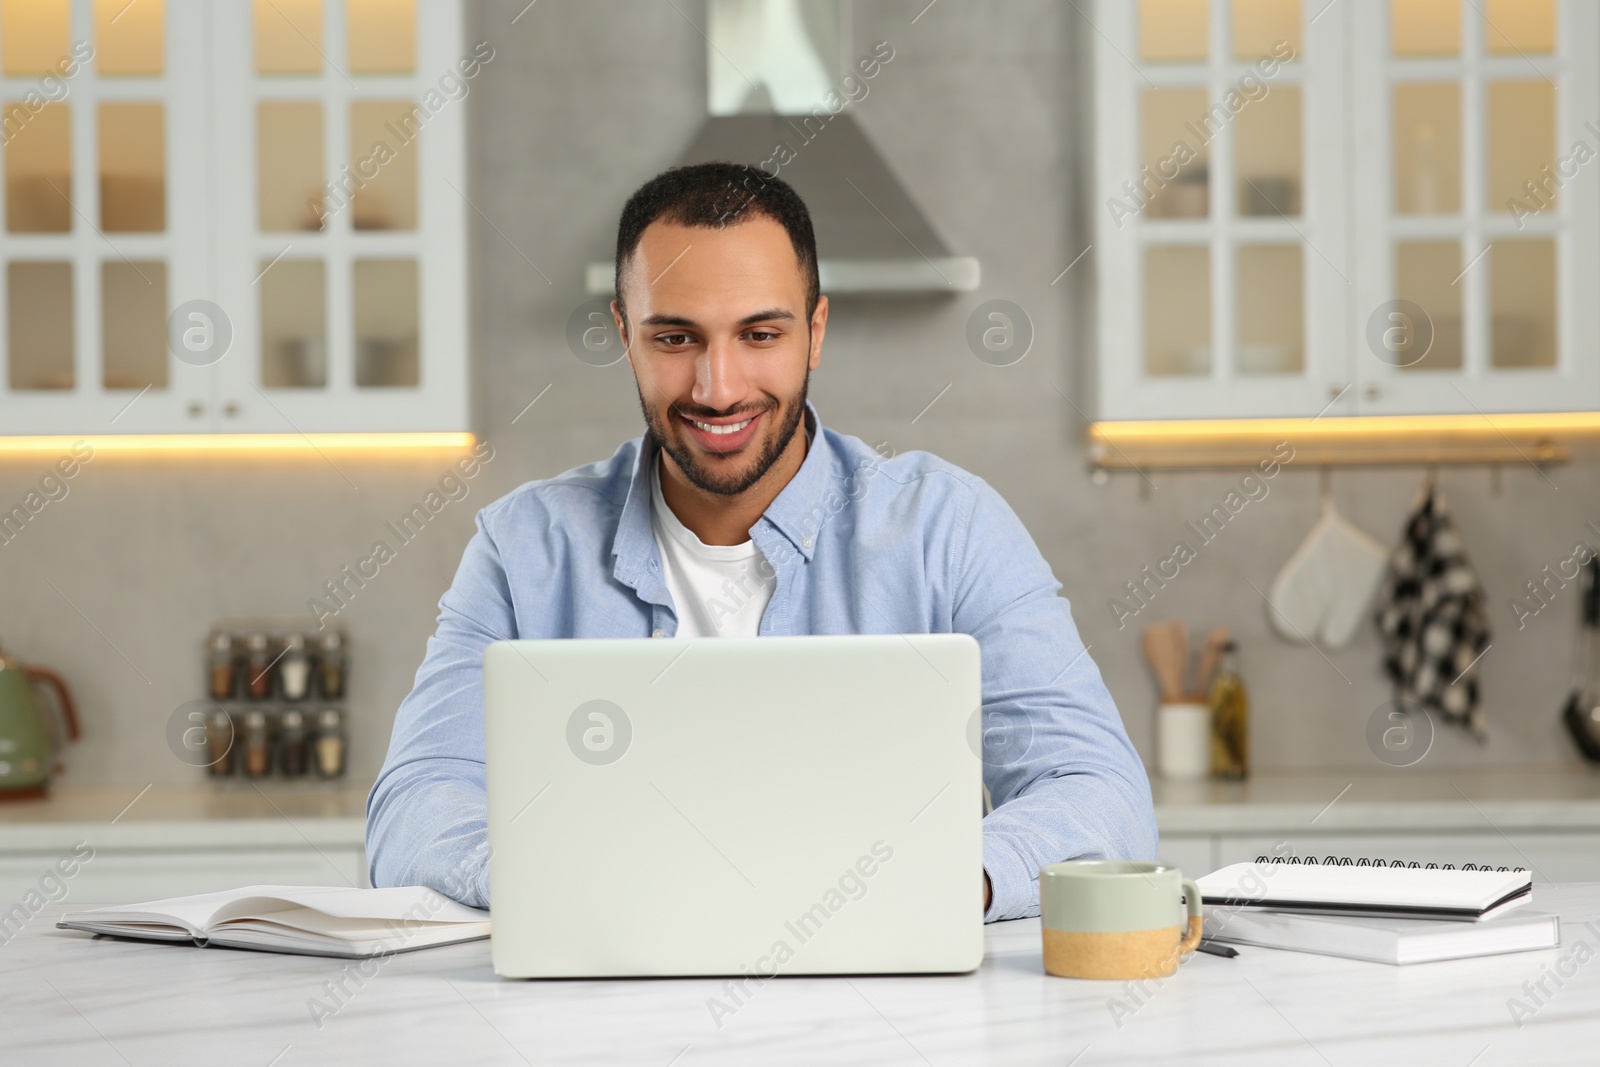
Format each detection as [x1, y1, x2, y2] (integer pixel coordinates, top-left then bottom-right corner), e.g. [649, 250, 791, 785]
[983, 871, 991, 912]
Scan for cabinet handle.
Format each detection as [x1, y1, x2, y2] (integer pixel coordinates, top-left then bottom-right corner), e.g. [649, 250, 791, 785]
[187, 402, 204, 417]
[1364, 384, 1380, 401]
[223, 402, 240, 417]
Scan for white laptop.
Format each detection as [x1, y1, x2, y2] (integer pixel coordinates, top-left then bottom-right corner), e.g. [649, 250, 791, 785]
[483, 634, 984, 978]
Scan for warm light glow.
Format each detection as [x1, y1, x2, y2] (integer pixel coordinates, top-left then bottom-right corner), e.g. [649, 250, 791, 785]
[0, 433, 476, 454]
[1089, 412, 1598, 468]
[1092, 412, 1600, 441]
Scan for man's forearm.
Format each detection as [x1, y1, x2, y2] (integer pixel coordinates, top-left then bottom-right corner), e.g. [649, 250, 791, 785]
[367, 765, 492, 907]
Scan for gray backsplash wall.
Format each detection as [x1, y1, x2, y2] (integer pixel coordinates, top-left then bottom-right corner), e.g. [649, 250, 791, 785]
[3, 0, 1595, 790]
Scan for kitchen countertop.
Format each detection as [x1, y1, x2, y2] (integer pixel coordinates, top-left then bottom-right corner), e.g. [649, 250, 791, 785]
[4, 766, 1599, 854]
[9, 885, 1599, 1066]
[1152, 765, 1600, 834]
[0, 783, 371, 851]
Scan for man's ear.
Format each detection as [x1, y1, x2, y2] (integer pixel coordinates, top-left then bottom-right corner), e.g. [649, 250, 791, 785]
[808, 294, 829, 371]
[610, 298, 633, 368]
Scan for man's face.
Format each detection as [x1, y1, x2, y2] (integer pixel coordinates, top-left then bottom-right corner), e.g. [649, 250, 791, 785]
[613, 215, 827, 497]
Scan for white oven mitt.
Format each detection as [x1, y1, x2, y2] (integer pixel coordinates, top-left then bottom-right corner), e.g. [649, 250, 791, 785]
[1267, 501, 1389, 650]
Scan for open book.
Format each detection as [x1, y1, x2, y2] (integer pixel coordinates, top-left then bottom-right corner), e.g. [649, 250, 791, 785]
[56, 886, 490, 960]
[1197, 860, 1533, 921]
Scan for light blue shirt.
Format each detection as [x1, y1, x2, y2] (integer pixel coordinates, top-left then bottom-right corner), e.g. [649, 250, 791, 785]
[367, 405, 1157, 921]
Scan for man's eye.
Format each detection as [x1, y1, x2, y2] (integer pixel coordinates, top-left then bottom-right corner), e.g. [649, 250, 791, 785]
[745, 331, 778, 342]
[656, 333, 692, 346]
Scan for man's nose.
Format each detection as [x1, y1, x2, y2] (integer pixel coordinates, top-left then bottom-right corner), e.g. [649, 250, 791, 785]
[693, 339, 749, 412]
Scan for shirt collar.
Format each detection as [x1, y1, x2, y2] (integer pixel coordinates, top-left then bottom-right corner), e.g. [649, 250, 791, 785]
[611, 402, 830, 590]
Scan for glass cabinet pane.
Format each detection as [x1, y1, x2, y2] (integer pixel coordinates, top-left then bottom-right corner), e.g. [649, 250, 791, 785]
[1140, 0, 1207, 63]
[1, 0, 69, 75]
[347, 0, 415, 73]
[1392, 83, 1460, 215]
[1235, 85, 1301, 217]
[254, 0, 323, 74]
[1144, 246, 1211, 376]
[1485, 0, 1554, 55]
[7, 262, 73, 389]
[1391, 0, 1459, 56]
[349, 101, 418, 230]
[1141, 88, 1210, 219]
[1395, 241, 1462, 370]
[1489, 240, 1556, 369]
[1236, 245, 1302, 374]
[100, 103, 165, 232]
[4, 102, 71, 232]
[94, 0, 164, 75]
[354, 258, 418, 387]
[257, 101, 324, 231]
[260, 260, 327, 388]
[102, 261, 168, 389]
[1487, 81, 1555, 214]
[1232, 0, 1299, 60]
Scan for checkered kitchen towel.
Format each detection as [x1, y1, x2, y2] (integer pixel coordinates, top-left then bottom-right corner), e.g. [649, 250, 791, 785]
[1373, 482, 1491, 737]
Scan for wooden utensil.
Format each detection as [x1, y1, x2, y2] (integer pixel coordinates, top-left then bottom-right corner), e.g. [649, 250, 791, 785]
[1142, 620, 1189, 703]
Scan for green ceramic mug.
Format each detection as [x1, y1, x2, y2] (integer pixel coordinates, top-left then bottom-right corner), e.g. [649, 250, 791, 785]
[1038, 860, 1203, 980]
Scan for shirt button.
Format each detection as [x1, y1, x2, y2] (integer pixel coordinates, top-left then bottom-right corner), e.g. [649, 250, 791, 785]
[652, 629, 665, 638]
[801, 537, 813, 549]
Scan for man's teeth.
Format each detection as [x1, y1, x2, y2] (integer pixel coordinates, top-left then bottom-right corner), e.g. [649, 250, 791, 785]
[690, 418, 752, 435]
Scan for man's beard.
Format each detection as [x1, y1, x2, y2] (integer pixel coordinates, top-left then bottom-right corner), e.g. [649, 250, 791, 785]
[639, 373, 809, 497]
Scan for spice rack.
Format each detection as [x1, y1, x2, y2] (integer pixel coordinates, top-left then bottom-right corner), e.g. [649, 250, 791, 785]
[200, 616, 348, 783]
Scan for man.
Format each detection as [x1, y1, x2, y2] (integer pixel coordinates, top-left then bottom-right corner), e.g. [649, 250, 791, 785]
[367, 162, 1157, 921]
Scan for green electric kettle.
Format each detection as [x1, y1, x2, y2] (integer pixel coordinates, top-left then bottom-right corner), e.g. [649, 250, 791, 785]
[0, 646, 79, 798]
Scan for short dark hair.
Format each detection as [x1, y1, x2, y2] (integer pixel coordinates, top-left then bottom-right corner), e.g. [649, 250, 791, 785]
[613, 162, 820, 326]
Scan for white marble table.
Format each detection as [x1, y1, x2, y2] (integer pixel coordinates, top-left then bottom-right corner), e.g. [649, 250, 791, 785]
[7, 885, 1599, 1066]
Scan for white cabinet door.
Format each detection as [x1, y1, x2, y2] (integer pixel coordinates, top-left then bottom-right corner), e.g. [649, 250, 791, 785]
[1092, 0, 1351, 422]
[0, 0, 217, 436]
[1347, 1, 1600, 416]
[208, 0, 470, 435]
[0, 0, 470, 439]
[1092, 0, 1600, 422]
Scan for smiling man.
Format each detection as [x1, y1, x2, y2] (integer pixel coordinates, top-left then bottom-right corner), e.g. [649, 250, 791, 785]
[367, 162, 1157, 922]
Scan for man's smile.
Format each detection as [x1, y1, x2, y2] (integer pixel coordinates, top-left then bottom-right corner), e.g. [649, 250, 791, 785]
[677, 409, 764, 454]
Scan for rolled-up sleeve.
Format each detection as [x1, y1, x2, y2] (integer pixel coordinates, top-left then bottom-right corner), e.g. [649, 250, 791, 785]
[953, 478, 1158, 922]
[365, 509, 512, 908]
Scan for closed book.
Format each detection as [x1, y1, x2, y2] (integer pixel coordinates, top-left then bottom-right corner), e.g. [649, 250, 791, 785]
[1201, 906, 1560, 965]
[56, 885, 489, 959]
[1196, 859, 1532, 921]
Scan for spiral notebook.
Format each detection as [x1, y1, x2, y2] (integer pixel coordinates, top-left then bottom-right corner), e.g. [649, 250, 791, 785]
[1196, 855, 1533, 921]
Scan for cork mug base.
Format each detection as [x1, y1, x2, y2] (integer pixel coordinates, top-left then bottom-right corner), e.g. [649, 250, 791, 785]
[1042, 916, 1203, 980]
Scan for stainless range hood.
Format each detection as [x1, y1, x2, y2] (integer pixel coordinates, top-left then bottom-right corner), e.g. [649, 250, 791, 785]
[585, 0, 979, 297]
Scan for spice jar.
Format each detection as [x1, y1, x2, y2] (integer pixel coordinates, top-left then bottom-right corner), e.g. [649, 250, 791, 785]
[278, 709, 309, 777]
[207, 632, 236, 700]
[244, 634, 274, 700]
[314, 708, 346, 778]
[242, 709, 272, 777]
[206, 709, 236, 777]
[318, 631, 346, 700]
[279, 634, 311, 701]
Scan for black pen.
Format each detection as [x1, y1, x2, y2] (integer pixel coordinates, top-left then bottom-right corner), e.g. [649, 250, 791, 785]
[1196, 939, 1239, 958]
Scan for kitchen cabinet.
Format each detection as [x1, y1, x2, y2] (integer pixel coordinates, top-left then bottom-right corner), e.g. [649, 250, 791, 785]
[0, 846, 366, 904]
[1090, 0, 1600, 422]
[0, 0, 469, 437]
[0, 784, 369, 906]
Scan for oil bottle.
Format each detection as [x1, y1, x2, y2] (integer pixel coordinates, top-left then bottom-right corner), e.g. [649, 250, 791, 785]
[1209, 641, 1249, 779]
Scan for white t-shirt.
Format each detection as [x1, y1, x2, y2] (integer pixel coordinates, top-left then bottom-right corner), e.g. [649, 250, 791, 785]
[650, 461, 776, 637]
